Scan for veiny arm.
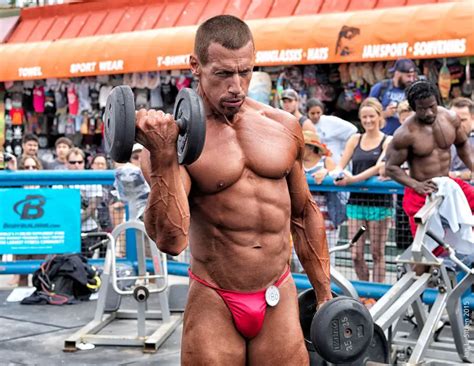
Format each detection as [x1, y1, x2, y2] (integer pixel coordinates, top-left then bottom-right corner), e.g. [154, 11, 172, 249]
[137, 111, 192, 256]
[385, 130, 418, 188]
[288, 133, 332, 306]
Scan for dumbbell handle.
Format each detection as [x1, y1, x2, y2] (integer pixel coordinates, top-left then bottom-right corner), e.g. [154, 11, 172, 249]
[134, 111, 186, 135]
[175, 118, 186, 134]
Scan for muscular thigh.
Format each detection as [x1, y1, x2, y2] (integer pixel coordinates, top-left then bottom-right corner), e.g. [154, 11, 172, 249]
[181, 280, 246, 366]
[247, 276, 309, 366]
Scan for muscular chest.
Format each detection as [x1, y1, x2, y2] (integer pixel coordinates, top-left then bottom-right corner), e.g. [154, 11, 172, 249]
[188, 115, 298, 193]
[412, 122, 455, 156]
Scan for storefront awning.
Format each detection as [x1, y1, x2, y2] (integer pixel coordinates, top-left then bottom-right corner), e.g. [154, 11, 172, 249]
[0, 16, 19, 43]
[0, 1, 472, 82]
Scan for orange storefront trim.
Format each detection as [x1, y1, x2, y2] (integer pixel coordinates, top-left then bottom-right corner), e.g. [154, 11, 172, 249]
[0, 2, 472, 81]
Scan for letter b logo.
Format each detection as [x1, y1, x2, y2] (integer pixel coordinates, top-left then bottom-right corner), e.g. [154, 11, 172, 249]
[14, 195, 46, 219]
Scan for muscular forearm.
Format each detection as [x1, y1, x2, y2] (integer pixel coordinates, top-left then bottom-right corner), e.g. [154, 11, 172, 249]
[144, 161, 189, 255]
[291, 199, 332, 304]
[386, 165, 418, 188]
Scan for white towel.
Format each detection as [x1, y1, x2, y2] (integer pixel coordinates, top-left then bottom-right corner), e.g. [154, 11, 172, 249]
[426, 177, 474, 254]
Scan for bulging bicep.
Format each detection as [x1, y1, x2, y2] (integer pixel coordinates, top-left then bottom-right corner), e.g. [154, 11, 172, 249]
[287, 160, 312, 217]
[386, 137, 409, 167]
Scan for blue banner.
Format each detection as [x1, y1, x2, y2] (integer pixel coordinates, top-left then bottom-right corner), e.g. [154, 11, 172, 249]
[0, 188, 81, 254]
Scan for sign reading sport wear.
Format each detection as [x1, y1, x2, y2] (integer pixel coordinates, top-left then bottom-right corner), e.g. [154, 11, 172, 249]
[0, 188, 81, 254]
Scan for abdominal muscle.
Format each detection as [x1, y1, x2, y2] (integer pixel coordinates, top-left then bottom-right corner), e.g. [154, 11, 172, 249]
[409, 147, 452, 182]
[188, 176, 292, 292]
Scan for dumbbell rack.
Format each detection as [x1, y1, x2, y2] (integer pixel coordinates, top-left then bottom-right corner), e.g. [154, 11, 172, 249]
[64, 204, 182, 353]
[368, 196, 474, 365]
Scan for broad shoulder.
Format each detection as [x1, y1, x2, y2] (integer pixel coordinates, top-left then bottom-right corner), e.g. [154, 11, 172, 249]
[439, 106, 460, 128]
[244, 97, 300, 131]
[391, 120, 416, 148]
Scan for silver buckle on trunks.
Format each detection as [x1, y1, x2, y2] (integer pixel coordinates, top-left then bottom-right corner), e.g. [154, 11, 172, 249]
[265, 285, 280, 307]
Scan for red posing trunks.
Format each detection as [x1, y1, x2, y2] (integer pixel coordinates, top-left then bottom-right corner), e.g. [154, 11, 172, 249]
[403, 177, 474, 255]
[188, 267, 291, 339]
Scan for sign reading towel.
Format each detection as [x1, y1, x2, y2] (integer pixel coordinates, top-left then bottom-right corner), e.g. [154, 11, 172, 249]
[0, 188, 81, 254]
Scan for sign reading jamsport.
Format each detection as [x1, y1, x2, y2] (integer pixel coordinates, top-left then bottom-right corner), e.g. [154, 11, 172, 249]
[0, 188, 81, 254]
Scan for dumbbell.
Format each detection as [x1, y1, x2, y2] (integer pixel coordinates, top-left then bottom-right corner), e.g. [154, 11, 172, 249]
[299, 289, 374, 364]
[104, 85, 206, 165]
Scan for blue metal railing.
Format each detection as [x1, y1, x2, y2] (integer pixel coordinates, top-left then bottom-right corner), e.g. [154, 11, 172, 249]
[1, 170, 472, 309]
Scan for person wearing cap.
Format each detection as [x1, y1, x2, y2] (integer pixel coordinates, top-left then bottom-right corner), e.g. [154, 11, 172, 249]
[281, 89, 316, 133]
[300, 130, 340, 267]
[130, 143, 144, 167]
[369, 58, 417, 135]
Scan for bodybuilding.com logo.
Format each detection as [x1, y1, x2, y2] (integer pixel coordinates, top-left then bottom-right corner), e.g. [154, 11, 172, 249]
[13, 195, 46, 220]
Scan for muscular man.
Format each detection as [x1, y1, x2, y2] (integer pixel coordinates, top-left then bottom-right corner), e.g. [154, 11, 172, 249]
[385, 80, 474, 239]
[281, 88, 317, 133]
[137, 15, 331, 365]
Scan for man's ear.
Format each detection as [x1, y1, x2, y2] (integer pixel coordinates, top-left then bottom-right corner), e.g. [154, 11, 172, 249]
[189, 55, 200, 77]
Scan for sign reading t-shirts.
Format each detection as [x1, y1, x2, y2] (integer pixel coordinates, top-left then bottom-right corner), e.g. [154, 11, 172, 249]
[0, 188, 81, 254]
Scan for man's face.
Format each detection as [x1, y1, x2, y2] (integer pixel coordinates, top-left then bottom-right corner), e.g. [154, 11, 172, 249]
[414, 96, 438, 125]
[22, 140, 38, 157]
[56, 143, 70, 160]
[67, 153, 85, 170]
[282, 98, 298, 115]
[308, 106, 323, 124]
[395, 70, 417, 89]
[451, 106, 473, 132]
[192, 42, 254, 119]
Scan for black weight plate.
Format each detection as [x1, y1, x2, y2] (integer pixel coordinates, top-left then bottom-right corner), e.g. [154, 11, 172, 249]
[298, 289, 339, 352]
[104, 85, 136, 163]
[344, 323, 389, 365]
[173, 88, 206, 165]
[311, 296, 374, 364]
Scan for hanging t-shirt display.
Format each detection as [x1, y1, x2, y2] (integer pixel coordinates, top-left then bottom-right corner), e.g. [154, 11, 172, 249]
[78, 79, 92, 113]
[161, 78, 178, 113]
[99, 85, 112, 109]
[89, 84, 100, 111]
[22, 88, 34, 113]
[67, 84, 79, 115]
[149, 86, 163, 109]
[54, 84, 67, 109]
[33, 85, 45, 113]
[9, 107, 24, 125]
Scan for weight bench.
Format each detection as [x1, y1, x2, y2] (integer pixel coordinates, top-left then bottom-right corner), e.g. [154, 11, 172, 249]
[369, 195, 474, 365]
[64, 210, 183, 353]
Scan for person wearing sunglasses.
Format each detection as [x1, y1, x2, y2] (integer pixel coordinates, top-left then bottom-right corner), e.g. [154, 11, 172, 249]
[19, 156, 42, 171]
[67, 148, 103, 257]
